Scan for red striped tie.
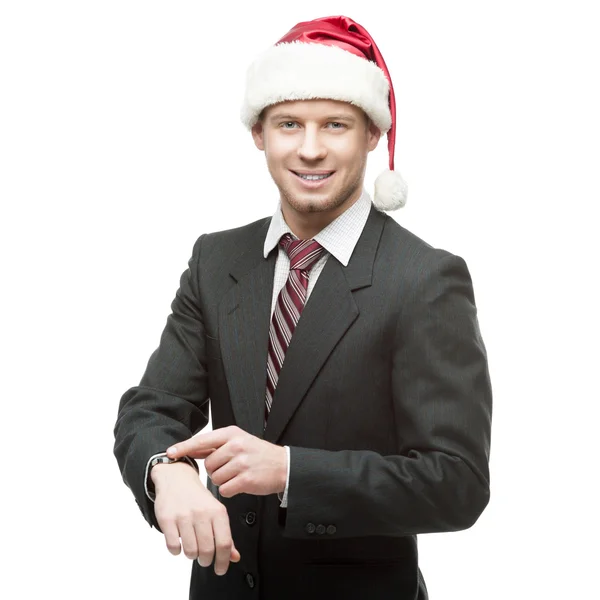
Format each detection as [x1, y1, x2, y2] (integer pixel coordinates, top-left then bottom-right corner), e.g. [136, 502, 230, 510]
[265, 234, 324, 425]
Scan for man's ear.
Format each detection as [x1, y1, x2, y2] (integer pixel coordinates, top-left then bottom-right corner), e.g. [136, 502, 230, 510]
[251, 120, 265, 151]
[367, 119, 382, 152]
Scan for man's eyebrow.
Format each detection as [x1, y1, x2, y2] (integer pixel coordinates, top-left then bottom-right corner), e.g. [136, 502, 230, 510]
[324, 115, 357, 122]
[267, 113, 357, 123]
[268, 114, 297, 122]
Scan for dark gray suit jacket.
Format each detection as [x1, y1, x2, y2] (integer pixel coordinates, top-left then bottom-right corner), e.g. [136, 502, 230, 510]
[114, 205, 492, 600]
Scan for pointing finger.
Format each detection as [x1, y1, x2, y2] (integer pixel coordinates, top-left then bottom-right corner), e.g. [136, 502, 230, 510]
[167, 427, 238, 458]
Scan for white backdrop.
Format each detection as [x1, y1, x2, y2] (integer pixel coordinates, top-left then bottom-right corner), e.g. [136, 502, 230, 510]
[1, 1, 598, 598]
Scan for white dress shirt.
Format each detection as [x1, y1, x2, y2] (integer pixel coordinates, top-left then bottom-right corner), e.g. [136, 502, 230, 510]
[145, 189, 373, 507]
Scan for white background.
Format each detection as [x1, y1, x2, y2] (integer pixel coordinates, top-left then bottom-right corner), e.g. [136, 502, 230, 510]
[1, 1, 598, 598]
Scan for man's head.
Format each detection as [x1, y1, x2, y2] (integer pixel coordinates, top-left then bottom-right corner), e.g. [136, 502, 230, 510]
[251, 99, 381, 222]
[241, 16, 407, 213]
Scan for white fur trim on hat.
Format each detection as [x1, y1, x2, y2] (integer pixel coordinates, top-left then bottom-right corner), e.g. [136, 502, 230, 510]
[373, 169, 408, 211]
[241, 41, 391, 133]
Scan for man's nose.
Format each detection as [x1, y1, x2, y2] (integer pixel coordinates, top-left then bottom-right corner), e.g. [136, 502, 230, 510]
[297, 129, 327, 161]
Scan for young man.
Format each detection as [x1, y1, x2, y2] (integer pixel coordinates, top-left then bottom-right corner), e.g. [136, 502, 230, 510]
[114, 15, 492, 600]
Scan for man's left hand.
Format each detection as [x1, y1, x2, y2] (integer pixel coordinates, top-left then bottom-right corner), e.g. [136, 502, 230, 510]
[166, 426, 287, 499]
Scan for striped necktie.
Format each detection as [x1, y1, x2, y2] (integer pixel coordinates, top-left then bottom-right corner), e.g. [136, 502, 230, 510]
[265, 234, 324, 426]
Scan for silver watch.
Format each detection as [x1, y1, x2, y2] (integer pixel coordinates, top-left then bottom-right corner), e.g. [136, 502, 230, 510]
[149, 455, 183, 469]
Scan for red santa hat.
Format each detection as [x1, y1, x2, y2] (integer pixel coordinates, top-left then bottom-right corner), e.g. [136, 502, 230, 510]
[241, 15, 407, 211]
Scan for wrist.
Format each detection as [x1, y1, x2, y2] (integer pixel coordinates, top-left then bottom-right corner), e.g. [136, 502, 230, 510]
[150, 460, 197, 486]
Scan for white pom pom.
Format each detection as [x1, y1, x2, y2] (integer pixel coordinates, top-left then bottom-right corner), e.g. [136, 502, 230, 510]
[373, 170, 408, 211]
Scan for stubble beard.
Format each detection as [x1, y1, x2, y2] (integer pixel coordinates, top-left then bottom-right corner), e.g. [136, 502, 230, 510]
[277, 166, 365, 215]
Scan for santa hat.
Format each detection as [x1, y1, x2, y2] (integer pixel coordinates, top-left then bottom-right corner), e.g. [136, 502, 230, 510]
[241, 15, 407, 211]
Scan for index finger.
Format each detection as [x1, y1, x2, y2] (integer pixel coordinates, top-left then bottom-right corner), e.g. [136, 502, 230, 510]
[167, 427, 238, 459]
[211, 509, 238, 575]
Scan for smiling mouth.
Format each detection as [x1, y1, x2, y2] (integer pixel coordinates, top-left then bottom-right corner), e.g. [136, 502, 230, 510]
[292, 171, 335, 181]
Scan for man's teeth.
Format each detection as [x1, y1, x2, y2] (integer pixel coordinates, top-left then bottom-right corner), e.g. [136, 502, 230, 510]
[297, 173, 332, 180]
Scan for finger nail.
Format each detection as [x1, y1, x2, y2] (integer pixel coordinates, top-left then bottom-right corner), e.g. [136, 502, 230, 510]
[167, 446, 176, 454]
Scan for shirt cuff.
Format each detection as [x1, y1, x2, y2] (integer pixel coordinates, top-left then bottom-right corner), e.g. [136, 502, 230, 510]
[277, 446, 291, 508]
[144, 452, 199, 502]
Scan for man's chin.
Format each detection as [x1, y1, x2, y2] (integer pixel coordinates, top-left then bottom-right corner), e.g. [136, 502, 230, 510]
[284, 193, 337, 214]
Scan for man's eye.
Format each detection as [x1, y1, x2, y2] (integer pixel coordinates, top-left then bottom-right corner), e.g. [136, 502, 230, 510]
[328, 122, 345, 129]
[281, 122, 297, 128]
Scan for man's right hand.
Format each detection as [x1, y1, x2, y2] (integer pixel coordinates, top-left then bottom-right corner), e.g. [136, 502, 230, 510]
[151, 461, 241, 576]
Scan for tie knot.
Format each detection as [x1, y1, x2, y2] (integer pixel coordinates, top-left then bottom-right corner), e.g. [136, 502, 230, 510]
[279, 233, 324, 272]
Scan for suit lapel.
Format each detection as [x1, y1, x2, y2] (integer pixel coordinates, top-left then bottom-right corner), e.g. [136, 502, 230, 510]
[264, 207, 386, 443]
[218, 207, 387, 442]
[219, 220, 276, 439]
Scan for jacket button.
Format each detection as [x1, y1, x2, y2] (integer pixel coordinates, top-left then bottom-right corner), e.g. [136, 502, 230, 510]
[245, 573, 255, 588]
[305, 523, 316, 534]
[245, 511, 256, 526]
[326, 525, 337, 535]
[316, 524, 326, 535]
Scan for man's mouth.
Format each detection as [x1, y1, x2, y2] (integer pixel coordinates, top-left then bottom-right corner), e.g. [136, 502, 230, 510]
[291, 171, 334, 181]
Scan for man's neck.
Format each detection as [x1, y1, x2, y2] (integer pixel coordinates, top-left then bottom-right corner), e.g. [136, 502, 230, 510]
[280, 189, 363, 239]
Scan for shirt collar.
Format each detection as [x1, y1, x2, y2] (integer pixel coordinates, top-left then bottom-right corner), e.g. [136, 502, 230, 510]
[263, 189, 372, 267]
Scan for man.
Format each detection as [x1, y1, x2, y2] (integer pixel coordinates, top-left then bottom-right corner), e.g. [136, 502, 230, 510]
[114, 15, 492, 600]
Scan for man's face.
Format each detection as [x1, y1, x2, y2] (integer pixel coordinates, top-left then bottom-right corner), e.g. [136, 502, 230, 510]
[252, 99, 381, 220]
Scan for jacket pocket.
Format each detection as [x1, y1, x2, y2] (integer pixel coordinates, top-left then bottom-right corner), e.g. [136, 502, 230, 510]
[306, 557, 407, 568]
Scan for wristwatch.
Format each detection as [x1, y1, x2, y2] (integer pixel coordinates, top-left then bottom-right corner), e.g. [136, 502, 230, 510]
[149, 455, 184, 469]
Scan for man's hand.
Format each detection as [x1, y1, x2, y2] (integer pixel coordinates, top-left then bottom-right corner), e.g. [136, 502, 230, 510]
[151, 461, 241, 575]
[166, 426, 287, 499]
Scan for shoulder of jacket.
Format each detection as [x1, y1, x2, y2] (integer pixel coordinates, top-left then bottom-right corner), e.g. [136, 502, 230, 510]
[189, 216, 271, 256]
[381, 215, 455, 262]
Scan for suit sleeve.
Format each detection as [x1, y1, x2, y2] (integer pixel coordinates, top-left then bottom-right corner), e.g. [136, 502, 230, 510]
[113, 235, 210, 531]
[282, 253, 492, 539]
